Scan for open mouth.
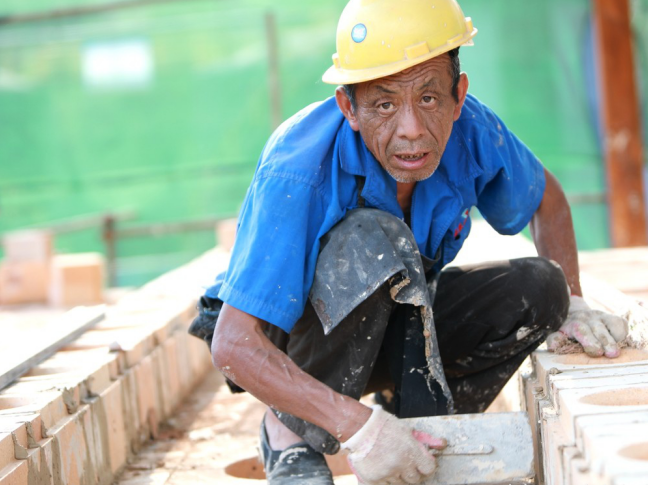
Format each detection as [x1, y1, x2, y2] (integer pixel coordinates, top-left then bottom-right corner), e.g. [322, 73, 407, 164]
[394, 152, 429, 166]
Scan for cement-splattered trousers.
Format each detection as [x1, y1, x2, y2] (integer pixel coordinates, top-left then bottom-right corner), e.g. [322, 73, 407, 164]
[260, 208, 570, 454]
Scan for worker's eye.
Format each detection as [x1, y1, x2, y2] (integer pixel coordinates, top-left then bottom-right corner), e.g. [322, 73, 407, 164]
[422, 96, 437, 105]
[378, 102, 395, 112]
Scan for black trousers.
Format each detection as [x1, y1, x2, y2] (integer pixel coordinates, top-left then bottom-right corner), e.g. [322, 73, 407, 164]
[263, 210, 570, 454]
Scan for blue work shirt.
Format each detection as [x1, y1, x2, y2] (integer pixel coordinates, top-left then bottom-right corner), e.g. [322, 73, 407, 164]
[211, 94, 546, 333]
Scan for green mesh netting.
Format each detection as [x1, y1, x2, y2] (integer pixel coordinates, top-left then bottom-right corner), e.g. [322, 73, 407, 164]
[0, 0, 646, 286]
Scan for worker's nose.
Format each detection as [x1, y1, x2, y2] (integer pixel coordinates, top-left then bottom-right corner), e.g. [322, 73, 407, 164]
[395, 105, 425, 141]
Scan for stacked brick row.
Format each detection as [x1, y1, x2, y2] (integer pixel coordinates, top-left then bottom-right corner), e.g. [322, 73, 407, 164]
[0, 249, 229, 485]
[521, 292, 648, 485]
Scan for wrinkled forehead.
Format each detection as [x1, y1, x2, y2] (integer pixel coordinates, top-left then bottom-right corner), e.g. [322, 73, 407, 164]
[360, 54, 453, 96]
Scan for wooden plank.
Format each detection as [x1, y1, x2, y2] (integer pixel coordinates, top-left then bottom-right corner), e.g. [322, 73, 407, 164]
[592, 0, 648, 247]
[0, 305, 105, 390]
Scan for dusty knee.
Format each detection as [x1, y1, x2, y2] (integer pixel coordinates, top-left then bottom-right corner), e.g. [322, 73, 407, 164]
[511, 257, 570, 332]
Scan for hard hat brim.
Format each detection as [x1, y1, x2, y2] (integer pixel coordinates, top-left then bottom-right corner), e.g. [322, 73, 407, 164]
[322, 28, 477, 85]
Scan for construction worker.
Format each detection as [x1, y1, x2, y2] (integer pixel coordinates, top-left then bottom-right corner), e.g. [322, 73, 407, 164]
[191, 0, 629, 483]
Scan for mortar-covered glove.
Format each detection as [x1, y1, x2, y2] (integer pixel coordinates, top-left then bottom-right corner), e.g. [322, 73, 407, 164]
[341, 405, 446, 485]
[547, 295, 628, 358]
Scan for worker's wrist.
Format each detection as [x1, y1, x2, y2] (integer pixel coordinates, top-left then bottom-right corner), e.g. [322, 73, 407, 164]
[336, 402, 373, 445]
[341, 405, 386, 451]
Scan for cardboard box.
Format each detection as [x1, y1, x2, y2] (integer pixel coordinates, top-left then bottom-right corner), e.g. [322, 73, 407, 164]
[49, 253, 105, 307]
[1, 230, 53, 262]
[0, 260, 50, 305]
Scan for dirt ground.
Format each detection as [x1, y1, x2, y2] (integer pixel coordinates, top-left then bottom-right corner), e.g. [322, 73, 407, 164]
[115, 370, 356, 484]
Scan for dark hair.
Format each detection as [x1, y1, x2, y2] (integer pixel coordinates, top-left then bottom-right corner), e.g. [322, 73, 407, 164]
[342, 47, 461, 110]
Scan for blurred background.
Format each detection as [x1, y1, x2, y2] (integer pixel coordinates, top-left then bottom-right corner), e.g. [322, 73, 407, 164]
[0, 0, 647, 288]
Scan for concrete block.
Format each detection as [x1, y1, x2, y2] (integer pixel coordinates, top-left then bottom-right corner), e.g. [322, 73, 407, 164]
[557, 381, 648, 444]
[581, 430, 648, 483]
[560, 446, 583, 485]
[575, 411, 648, 451]
[49, 253, 105, 307]
[539, 406, 576, 485]
[1, 230, 53, 263]
[406, 412, 534, 485]
[568, 455, 593, 485]
[533, 349, 648, 397]
[0, 260, 50, 305]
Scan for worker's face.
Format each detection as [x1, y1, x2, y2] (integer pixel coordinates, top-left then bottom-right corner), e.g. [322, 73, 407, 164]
[336, 55, 468, 183]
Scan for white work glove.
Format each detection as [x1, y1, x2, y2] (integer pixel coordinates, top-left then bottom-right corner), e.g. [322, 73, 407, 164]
[341, 405, 446, 485]
[547, 295, 628, 358]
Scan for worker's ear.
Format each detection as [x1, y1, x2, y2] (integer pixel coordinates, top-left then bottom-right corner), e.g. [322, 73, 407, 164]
[335, 86, 360, 132]
[453, 73, 469, 122]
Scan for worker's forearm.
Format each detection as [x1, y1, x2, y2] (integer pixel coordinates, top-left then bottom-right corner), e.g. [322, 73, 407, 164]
[530, 169, 582, 296]
[211, 303, 372, 443]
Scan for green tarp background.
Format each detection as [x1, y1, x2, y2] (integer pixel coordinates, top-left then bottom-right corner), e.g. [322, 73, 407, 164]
[0, 0, 646, 286]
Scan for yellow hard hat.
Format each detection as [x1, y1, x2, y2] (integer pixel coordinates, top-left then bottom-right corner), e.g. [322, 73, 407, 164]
[322, 0, 477, 85]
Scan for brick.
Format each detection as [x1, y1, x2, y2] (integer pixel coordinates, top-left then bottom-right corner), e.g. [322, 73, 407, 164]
[1, 230, 53, 263]
[133, 356, 162, 441]
[186, 335, 212, 388]
[0, 432, 16, 477]
[63, 328, 155, 369]
[89, 381, 127, 476]
[24, 440, 54, 485]
[46, 409, 90, 485]
[49, 253, 105, 307]
[173, 333, 194, 396]
[160, 340, 182, 415]
[118, 370, 141, 456]
[0, 413, 44, 450]
[0, 460, 28, 485]
[0, 260, 50, 305]
[21, 356, 115, 399]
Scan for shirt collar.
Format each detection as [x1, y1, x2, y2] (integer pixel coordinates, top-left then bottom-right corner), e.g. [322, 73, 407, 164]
[337, 121, 401, 216]
[335, 117, 483, 214]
